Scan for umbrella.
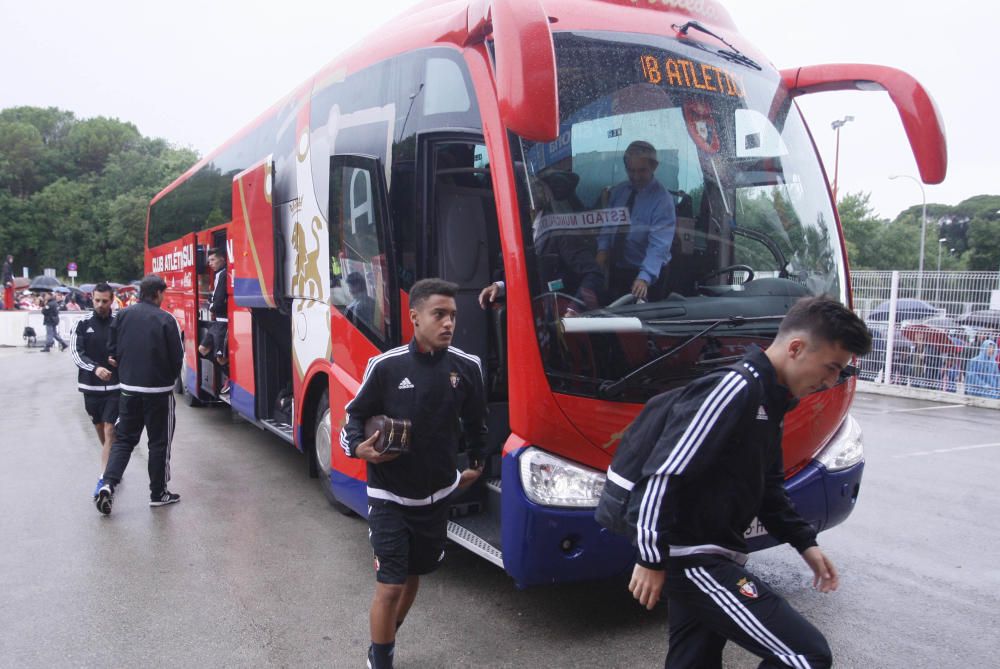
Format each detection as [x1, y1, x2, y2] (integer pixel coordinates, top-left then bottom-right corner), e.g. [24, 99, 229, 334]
[921, 316, 958, 330]
[53, 286, 71, 294]
[12, 277, 30, 289]
[28, 275, 62, 292]
[866, 298, 940, 323]
[958, 309, 1000, 330]
[78, 283, 96, 293]
[901, 323, 954, 350]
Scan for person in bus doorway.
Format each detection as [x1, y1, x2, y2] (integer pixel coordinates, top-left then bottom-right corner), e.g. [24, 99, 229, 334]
[40, 291, 69, 352]
[70, 283, 121, 499]
[341, 278, 488, 669]
[95, 274, 184, 515]
[197, 247, 229, 393]
[627, 296, 871, 668]
[596, 140, 676, 302]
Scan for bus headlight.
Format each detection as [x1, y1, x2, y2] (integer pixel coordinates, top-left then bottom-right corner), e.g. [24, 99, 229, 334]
[518, 447, 606, 508]
[815, 414, 864, 472]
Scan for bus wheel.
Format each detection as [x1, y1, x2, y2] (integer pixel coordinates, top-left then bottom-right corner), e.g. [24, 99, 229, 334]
[174, 374, 183, 394]
[313, 390, 354, 516]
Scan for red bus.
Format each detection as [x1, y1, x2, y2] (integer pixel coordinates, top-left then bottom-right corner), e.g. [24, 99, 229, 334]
[146, 0, 946, 588]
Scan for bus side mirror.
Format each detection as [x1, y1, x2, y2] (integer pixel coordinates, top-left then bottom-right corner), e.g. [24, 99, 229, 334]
[781, 64, 947, 184]
[490, 0, 560, 142]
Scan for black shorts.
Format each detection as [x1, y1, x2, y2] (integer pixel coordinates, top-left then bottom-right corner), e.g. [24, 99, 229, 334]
[368, 498, 450, 585]
[84, 392, 120, 426]
[200, 322, 228, 359]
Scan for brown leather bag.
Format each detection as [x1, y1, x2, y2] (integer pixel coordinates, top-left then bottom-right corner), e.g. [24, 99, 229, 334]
[364, 415, 412, 455]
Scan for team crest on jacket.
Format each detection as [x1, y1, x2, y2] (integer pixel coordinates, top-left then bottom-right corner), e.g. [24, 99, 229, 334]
[450, 371, 459, 388]
[737, 577, 759, 599]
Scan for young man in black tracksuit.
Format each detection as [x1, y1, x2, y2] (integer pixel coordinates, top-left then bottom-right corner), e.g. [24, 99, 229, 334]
[70, 283, 120, 498]
[341, 278, 488, 669]
[95, 274, 184, 515]
[197, 247, 229, 391]
[626, 296, 871, 668]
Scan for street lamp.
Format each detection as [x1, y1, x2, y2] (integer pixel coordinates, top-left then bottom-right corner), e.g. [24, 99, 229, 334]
[889, 174, 928, 298]
[936, 237, 947, 303]
[831, 115, 855, 202]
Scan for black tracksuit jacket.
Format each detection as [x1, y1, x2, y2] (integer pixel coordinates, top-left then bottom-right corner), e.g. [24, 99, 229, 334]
[340, 340, 488, 506]
[71, 311, 120, 394]
[209, 267, 227, 320]
[623, 347, 817, 569]
[108, 300, 184, 394]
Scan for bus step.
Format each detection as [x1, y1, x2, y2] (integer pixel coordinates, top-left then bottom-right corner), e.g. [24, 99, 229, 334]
[260, 418, 294, 443]
[447, 519, 503, 568]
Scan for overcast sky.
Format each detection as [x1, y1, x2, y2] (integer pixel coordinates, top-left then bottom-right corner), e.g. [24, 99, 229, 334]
[2, 0, 993, 219]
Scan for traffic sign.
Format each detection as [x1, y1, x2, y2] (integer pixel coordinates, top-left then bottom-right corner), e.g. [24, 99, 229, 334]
[67, 262, 77, 271]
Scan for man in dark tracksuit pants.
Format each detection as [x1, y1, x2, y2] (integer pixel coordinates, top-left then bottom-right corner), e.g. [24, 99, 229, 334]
[341, 278, 488, 669]
[95, 274, 184, 515]
[70, 283, 120, 498]
[627, 296, 871, 668]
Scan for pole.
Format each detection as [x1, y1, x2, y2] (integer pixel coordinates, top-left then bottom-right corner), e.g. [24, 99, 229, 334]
[830, 116, 853, 202]
[833, 126, 841, 202]
[889, 174, 927, 298]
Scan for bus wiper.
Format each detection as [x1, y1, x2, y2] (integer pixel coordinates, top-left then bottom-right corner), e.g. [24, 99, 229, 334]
[673, 20, 762, 71]
[598, 315, 782, 399]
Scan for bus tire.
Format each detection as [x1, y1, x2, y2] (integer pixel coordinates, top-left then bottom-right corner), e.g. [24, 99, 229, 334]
[313, 390, 354, 516]
[174, 374, 183, 394]
[184, 385, 204, 407]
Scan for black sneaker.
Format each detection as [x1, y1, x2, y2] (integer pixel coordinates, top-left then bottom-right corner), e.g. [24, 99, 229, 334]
[150, 491, 181, 507]
[95, 483, 113, 515]
[59, 342, 68, 351]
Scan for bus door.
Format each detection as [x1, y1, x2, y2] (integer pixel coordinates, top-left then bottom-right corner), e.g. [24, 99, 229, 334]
[197, 228, 229, 399]
[423, 135, 509, 487]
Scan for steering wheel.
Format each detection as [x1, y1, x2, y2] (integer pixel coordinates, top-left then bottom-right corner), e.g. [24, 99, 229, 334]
[607, 293, 637, 308]
[531, 291, 589, 315]
[698, 264, 755, 284]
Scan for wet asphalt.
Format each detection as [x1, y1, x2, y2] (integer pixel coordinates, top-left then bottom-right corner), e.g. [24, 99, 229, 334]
[1, 345, 997, 668]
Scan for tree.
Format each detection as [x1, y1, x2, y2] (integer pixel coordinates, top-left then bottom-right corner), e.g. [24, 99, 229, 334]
[0, 105, 198, 281]
[967, 216, 1000, 271]
[837, 191, 886, 270]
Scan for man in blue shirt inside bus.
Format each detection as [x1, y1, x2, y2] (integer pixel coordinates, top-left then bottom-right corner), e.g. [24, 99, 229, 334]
[596, 140, 676, 302]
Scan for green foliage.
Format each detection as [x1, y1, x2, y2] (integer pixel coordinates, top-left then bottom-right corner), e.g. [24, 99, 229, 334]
[838, 191, 999, 271]
[0, 106, 198, 282]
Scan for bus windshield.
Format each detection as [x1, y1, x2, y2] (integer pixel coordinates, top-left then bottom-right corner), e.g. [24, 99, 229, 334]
[512, 31, 847, 402]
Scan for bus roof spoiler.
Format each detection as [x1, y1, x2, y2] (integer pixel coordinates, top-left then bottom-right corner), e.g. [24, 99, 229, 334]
[781, 64, 947, 184]
[466, 0, 560, 142]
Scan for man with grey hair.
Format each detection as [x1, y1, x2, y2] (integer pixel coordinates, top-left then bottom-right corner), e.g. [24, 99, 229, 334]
[597, 140, 676, 302]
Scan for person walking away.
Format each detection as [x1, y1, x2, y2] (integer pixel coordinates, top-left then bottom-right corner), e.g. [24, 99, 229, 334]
[95, 274, 184, 515]
[341, 278, 488, 669]
[70, 283, 121, 498]
[625, 296, 871, 668]
[2, 254, 14, 310]
[40, 292, 68, 352]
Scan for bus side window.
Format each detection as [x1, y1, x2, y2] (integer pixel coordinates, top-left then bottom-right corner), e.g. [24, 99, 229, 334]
[328, 155, 394, 346]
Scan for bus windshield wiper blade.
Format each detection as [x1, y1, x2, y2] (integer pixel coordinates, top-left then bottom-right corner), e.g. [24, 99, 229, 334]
[673, 20, 762, 71]
[598, 315, 782, 399]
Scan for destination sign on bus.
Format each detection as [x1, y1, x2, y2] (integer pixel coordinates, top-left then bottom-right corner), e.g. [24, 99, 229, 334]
[639, 54, 745, 98]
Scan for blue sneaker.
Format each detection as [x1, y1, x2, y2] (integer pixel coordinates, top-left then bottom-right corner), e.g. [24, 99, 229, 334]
[95, 483, 113, 515]
[92, 477, 105, 500]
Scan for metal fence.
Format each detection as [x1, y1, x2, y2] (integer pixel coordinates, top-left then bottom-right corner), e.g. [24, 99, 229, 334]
[851, 271, 1000, 404]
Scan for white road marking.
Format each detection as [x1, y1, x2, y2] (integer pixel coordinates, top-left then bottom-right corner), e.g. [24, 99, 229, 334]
[866, 403, 966, 414]
[893, 442, 1000, 458]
